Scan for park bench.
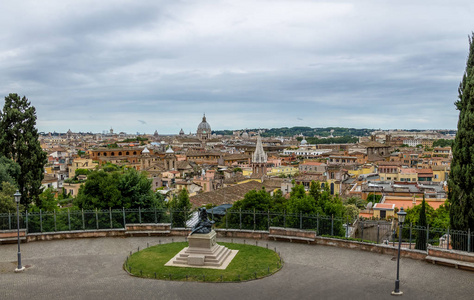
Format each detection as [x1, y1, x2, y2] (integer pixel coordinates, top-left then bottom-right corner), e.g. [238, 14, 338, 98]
[268, 227, 316, 244]
[0, 229, 27, 244]
[425, 256, 474, 272]
[125, 223, 171, 237]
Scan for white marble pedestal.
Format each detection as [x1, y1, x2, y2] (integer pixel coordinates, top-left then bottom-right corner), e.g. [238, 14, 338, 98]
[165, 230, 238, 270]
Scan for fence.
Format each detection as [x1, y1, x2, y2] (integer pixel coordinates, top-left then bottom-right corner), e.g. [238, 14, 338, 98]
[1, 208, 473, 253]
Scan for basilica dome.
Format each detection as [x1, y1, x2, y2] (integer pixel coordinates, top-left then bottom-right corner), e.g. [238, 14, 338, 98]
[197, 114, 211, 132]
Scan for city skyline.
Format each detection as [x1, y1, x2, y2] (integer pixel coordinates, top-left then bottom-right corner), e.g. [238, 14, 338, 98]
[1, 0, 473, 133]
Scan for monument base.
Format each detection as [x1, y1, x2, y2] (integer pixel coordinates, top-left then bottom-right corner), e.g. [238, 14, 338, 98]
[165, 230, 238, 270]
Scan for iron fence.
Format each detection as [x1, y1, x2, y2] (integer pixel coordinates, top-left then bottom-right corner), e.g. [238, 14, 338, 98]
[1, 208, 472, 253]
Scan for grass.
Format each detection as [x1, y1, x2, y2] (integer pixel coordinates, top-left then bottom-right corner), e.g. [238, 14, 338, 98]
[124, 242, 282, 282]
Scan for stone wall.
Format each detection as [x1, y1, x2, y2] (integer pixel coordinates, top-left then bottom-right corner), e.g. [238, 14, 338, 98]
[6, 226, 474, 265]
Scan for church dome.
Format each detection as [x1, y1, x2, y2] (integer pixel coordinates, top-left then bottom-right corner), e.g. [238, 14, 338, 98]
[197, 114, 211, 131]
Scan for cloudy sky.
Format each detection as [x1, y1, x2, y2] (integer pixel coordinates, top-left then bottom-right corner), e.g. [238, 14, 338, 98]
[1, 0, 473, 134]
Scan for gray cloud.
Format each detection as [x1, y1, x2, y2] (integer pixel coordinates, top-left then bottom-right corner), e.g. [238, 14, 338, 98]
[0, 0, 471, 133]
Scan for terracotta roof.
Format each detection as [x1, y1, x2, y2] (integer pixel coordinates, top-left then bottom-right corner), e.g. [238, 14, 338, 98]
[190, 181, 272, 207]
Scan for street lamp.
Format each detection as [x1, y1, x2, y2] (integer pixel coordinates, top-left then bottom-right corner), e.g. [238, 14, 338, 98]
[392, 207, 407, 296]
[14, 190, 25, 272]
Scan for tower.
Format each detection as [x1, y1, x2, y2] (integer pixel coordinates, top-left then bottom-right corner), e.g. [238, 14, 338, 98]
[251, 135, 268, 177]
[164, 146, 177, 171]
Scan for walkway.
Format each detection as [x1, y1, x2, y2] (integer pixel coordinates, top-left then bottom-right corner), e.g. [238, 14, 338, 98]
[1, 237, 473, 299]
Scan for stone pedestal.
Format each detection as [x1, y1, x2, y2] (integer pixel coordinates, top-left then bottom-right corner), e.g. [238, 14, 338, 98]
[165, 230, 238, 269]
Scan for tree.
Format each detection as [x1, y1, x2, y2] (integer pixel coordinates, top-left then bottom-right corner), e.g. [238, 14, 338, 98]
[0, 94, 47, 208]
[448, 33, 474, 251]
[0, 182, 18, 213]
[415, 196, 428, 250]
[169, 188, 192, 227]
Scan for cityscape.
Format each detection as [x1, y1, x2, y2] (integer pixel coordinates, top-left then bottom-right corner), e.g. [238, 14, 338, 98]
[1, 1, 474, 299]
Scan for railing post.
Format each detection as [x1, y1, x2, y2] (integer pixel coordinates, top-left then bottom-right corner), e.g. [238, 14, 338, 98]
[376, 224, 380, 244]
[446, 227, 450, 250]
[40, 209, 43, 232]
[95, 208, 99, 229]
[300, 212, 303, 229]
[122, 207, 126, 228]
[54, 210, 57, 232]
[225, 209, 228, 229]
[109, 207, 113, 229]
[8, 212, 11, 230]
[154, 206, 157, 224]
[409, 222, 412, 249]
[253, 208, 256, 231]
[468, 228, 471, 253]
[316, 213, 319, 236]
[360, 220, 364, 242]
[283, 210, 286, 228]
[239, 209, 242, 230]
[346, 217, 349, 238]
[426, 224, 430, 250]
[25, 210, 28, 233]
[170, 208, 173, 228]
[331, 215, 334, 236]
[82, 208, 85, 230]
[139, 207, 142, 224]
[68, 209, 71, 231]
[267, 209, 270, 230]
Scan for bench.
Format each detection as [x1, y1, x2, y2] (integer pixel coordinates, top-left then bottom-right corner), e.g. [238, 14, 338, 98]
[0, 229, 27, 244]
[425, 256, 474, 272]
[268, 227, 316, 244]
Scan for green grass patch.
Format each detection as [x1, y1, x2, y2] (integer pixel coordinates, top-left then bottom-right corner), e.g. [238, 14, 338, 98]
[124, 242, 282, 282]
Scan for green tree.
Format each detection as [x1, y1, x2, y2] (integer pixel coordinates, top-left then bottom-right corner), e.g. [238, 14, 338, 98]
[75, 171, 121, 209]
[0, 155, 20, 187]
[448, 34, 474, 251]
[0, 94, 47, 208]
[415, 196, 428, 250]
[270, 189, 287, 212]
[0, 182, 18, 213]
[117, 169, 155, 208]
[37, 188, 59, 212]
[169, 188, 192, 227]
[344, 204, 360, 222]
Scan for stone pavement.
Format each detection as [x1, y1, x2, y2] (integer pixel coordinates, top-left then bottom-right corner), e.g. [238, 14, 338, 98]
[0, 237, 473, 300]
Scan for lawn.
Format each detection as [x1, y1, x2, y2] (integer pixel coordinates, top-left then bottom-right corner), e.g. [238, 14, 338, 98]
[124, 242, 282, 282]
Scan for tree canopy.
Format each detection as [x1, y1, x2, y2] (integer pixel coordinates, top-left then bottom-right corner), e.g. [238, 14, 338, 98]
[448, 34, 474, 251]
[0, 94, 47, 208]
[74, 169, 156, 210]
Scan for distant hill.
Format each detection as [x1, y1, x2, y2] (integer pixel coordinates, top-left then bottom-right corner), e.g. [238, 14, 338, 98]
[213, 127, 373, 138]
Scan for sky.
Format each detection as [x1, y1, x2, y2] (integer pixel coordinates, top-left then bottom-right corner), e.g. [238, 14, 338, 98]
[1, 0, 473, 134]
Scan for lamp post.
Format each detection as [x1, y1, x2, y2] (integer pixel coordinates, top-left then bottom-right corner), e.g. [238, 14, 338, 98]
[392, 207, 407, 296]
[14, 190, 25, 272]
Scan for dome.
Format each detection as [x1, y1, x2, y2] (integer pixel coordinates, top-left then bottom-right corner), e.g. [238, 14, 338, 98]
[197, 114, 211, 131]
[166, 146, 174, 153]
[242, 132, 249, 139]
[301, 138, 308, 145]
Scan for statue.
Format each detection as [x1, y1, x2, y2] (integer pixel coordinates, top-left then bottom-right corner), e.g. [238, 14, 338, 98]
[190, 208, 215, 235]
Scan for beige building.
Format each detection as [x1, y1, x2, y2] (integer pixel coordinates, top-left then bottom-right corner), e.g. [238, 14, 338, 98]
[68, 158, 98, 178]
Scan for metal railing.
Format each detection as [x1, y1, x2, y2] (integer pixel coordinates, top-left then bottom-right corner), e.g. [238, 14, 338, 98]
[1, 208, 472, 253]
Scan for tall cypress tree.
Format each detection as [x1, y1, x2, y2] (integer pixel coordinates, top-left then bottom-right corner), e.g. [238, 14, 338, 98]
[448, 33, 474, 251]
[0, 93, 47, 208]
[415, 196, 427, 251]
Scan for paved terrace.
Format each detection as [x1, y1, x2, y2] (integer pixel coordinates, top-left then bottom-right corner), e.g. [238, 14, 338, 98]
[0, 237, 473, 300]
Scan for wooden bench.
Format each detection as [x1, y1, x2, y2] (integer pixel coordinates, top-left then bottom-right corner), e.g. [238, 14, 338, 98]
[425, 256, 474, 272]
[268, 227, 316, 244]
